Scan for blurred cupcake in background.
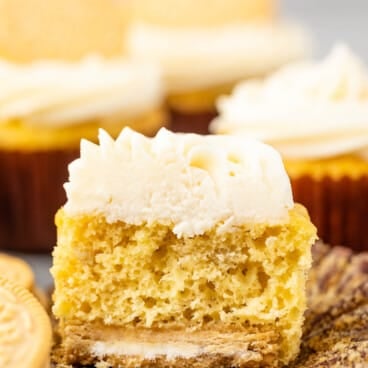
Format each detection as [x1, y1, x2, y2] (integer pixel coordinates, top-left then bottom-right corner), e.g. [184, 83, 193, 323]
[0, 58, 165, 252]
[127, 0, 310, 133]
[0, 0, 130, 62]
[211, 44, 368, 251]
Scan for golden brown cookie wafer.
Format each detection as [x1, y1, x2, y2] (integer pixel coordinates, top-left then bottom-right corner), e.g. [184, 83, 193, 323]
[0, 277, 52, 368]
[0, 252, 34, 291]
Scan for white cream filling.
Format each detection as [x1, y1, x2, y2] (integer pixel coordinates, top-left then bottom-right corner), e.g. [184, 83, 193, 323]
[211, 44, 368, 160]
[92, 341, 202, 360]
[91, 340, 261, 361]
[64, 128, 293, 237]
[127, 21, 309, 92]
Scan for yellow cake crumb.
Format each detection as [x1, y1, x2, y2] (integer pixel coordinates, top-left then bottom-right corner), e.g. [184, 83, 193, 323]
[52, 204, 316, 365]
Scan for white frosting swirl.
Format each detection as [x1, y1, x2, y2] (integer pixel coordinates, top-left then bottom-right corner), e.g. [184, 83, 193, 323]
[211, 45, 368, 160]
[0, 57, 163, 127]
[127, 22, 309, 92]
[64, 128, 293, 236]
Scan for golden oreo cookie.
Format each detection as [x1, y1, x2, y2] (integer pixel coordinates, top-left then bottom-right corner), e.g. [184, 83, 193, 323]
[0, 252, 34, 291]
[0, 277, 52, 368]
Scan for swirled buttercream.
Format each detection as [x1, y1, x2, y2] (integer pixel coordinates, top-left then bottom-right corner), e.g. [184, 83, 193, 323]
[0, 57, 163, 127]
[211, 45, 368, 160]
[127, 22, 309, 92]
[64, 128, 293, 236]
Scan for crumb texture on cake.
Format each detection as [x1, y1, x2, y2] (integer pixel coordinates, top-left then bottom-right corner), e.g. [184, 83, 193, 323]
[52, 204, 316, 367]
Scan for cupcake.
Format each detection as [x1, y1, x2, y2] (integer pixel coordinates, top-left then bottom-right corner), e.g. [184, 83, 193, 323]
[127, 0, 309, 134]
[0, 57, 165, 252]
[211, 44, 368, 251]
[0, 0, 130, 62]
[52, 128, 316, 367]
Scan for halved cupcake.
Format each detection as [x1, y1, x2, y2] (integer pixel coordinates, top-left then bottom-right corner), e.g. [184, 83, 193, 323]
[0, 57, 166, 252]
[211, 44, 368, 251]
[127, 0, 309, 133]
[51, 128, 316, 367]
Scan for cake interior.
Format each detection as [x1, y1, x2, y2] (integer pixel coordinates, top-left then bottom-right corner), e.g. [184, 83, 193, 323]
[52, 204, 315, 367]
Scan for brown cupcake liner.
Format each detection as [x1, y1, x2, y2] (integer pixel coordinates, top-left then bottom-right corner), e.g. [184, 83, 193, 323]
[168, 108, 217, 134]
[291, 175, 368, 252]
[0, 148, 78, 252]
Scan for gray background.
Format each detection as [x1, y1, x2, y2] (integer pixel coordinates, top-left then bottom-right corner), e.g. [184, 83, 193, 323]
[281, 0, 368, 59]
[11, 1, 368, 289]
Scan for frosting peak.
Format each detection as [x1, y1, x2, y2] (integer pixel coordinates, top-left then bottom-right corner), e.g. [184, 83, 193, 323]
[211, 44, 368, 160]
[64, 128, 293, 236]
[312, 44, 368, 100]
[263, 44, 368, 102]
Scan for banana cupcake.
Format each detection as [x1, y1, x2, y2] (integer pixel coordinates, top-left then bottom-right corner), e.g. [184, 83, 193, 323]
[211, 45, 368, 251]
[127, 0, 309, 134]
[0, 57, 165, 252]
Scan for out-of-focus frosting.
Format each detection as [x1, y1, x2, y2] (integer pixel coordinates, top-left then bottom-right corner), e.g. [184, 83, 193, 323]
[64, 128, 293, 236]
[127, 22, 309, 92]
[211, 45, 368, 160]
[0, 57, 163, 127]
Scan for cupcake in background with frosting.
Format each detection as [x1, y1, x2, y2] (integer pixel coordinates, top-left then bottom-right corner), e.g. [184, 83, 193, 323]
[211, 44, 368, 251]
[127, 0, 309, 134]
[0, 57, 166, 252]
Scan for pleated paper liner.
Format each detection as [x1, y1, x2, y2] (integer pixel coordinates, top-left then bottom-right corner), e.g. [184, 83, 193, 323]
[291, 175, 368, 252]
[0, 148, 78, 252]
[169, 108, 217, 134]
